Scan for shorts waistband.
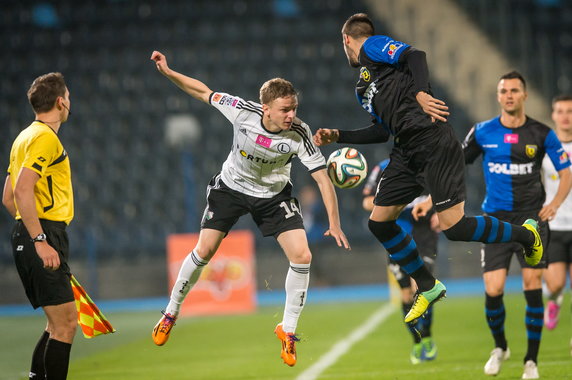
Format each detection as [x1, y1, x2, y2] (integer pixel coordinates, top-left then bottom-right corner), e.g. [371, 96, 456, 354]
[17, 219, 67, 230]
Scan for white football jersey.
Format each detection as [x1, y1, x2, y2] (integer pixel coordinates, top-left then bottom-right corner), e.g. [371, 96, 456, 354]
[210, 92, 326, 198]
[542, 140, 572, 231]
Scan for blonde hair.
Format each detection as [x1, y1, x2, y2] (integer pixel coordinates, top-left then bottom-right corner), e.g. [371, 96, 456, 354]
[259, 78, 297, 105]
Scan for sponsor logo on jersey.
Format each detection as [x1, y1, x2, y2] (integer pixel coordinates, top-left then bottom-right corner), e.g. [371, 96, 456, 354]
[239, 128, 248, 135]
[277, 142, 291, 153]
[525, 144, 537, 158]
[217, 95, 239, 107]
[212, 93, 222, 103]
[386, 42, 404, 57]
[360, 67, 371, 82]
[504, 134, 519, 144]
[359, 82, 379, 115]
[488, 162, 533, 175]
[482, 144, 498, 148]
[255, 134, 272, 148]
[239, 150, 282, 165]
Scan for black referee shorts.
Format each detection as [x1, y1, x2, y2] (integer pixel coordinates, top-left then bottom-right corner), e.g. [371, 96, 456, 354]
[11, 219, 74, 309]
[375, 122, 466, 212]
[201, 173, 305, 238]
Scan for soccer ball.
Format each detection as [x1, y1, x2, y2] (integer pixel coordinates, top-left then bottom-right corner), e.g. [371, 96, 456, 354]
[326, 147, 368, 189]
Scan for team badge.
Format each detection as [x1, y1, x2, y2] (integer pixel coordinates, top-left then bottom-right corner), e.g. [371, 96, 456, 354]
[360, 67, 371, 82]
[277, 142, 291, 153]
[525, 144, 537, 158]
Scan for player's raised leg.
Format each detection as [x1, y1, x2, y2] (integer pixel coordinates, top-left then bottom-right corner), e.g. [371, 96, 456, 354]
[152, 229, 225, 346]
[274, 229, 311, 367]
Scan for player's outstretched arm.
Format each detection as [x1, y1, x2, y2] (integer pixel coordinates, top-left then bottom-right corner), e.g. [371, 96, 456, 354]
[150, 50, 212, 104]
[311, 169, 350, 250]
[539, 167, 572, 221]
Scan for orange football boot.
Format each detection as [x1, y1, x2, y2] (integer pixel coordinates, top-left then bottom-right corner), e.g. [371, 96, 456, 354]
[274, 323, 300, 367]
[152, 311, 177, 346]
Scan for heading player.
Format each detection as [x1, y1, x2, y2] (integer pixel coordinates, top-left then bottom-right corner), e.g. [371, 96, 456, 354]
[313, 13, 543, 324]
[149, 51, 349, 367]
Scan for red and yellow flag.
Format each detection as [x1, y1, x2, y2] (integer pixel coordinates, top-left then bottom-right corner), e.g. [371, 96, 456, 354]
[70, 275, 116, 338]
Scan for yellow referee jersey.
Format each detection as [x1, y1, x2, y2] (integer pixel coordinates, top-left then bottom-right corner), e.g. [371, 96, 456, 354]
[7, 121, 74, 224]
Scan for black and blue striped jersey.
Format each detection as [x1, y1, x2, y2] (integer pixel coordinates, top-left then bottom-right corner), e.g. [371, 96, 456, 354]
[463, 116, 571, 213]
[355, 35, 432, 138]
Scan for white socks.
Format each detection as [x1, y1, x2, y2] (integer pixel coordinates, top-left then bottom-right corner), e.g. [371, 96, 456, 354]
[282, 262, 310, 333]
[165, 250, 209, 317]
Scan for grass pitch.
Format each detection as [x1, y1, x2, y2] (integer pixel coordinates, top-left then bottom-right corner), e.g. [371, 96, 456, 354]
[1, 293, 570, 379]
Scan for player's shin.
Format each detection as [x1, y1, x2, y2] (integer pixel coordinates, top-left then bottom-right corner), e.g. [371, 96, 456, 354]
[368, 220, 435, 291]
[166, 250, 209, 317]
[282, 263, 310, 333]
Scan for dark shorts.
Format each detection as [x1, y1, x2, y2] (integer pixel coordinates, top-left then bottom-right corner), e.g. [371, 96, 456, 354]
[201, 173, 304, 238]
[387, 214, 439, 289]
[375, 122, 466, 212]
[546, 230, 572, 265]
[11, 219, 74, 309]
[480, 211, 549, 272]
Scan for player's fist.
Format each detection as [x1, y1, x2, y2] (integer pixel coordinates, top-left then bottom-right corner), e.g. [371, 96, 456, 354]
[313, 128, 339, 146]
[150, 51, 170, 76]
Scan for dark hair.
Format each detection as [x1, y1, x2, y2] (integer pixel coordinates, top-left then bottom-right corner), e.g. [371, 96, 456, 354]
[259, 78, 297, 105]
[499, 70, 526, 90]
[552, 94, 572, 105]
[342, 13, 375, 39]
[27, 72, 67, 113]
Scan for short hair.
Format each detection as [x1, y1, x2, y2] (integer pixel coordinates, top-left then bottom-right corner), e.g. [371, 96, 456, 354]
[27, 72, 67, 114]
[552, 94, 572, 105]
[499, 70, 526, 90]
[342, 13, 375, 39]
[259, 78, 297, 105]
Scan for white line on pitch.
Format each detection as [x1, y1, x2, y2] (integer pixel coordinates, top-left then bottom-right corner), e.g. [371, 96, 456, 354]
[295, 303, 396, 380]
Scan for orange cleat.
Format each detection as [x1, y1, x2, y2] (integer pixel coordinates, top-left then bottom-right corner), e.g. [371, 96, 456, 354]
[274, 323, 300, 367]
[152, 311, 177, 346]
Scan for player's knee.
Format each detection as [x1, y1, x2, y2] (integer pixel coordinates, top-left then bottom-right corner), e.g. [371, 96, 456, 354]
[443, 216, 471, 241]
[368, 219, 399, 240]
[290, 249, 312, 265]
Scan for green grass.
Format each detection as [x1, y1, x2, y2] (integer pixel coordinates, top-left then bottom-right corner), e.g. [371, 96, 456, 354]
[1, 294, 570, 380]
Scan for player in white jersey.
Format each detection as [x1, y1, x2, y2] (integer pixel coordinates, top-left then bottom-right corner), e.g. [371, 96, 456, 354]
[541, 95, 572, 341]
[148, 51, 350, 367]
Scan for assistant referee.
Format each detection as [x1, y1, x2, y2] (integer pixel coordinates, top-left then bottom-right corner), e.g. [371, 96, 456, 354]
[2, 72, 76, 380]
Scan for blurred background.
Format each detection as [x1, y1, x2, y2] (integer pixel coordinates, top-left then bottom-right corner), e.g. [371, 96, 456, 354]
[1, 0, 571, 304]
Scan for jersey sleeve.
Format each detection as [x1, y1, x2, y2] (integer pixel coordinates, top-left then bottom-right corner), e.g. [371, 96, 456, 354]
[209, 92, 246, 124]
[462, 125, 483, 164]
[22, 131, 60, 177]
[362, 35, 410, 65]
[294, 121, 326, 173]
[544, 129, 571, 171]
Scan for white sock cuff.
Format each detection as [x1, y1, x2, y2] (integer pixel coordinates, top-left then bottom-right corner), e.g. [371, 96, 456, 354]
[191, 250, 209, 266]
[289, 262, 310, 274]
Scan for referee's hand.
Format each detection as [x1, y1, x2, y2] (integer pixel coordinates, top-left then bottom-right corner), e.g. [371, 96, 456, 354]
[35, 242, 61, 270]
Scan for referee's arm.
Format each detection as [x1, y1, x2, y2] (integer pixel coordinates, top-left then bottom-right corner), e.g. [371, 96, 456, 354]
[13, 168, 61, 270]
[2, 175, 16, 218]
